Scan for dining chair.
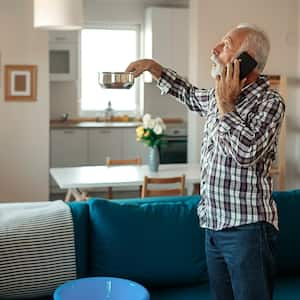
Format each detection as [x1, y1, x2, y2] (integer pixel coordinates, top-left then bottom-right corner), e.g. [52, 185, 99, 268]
[141, 174, 186, 198]
[106, 156, 142, 199]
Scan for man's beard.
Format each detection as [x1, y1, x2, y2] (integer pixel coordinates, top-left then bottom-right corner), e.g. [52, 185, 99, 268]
[210, 54, 223, 79]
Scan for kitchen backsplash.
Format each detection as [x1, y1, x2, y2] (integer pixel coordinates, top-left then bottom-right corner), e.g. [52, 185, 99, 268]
[50, 81, 187, 121]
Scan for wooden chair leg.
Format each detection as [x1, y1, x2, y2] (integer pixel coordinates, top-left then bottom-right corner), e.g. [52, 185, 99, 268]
[192, 183, 200, 195]
[107, 187, 113, 199]
[138, 185, 142, 197]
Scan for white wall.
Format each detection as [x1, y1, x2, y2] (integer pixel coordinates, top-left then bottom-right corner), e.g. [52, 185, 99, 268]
[189, 0, 300, 189]
[0, 0, 49, 202]
[50, 0, 189, 121]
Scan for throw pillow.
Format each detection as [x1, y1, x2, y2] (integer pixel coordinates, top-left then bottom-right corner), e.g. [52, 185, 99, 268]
[88, 195, 207, 287]
[0, 201, 76, 299]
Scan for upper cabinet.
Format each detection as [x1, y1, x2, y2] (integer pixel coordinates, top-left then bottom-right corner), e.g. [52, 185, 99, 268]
[144, 7, 189, 80]
[49, 31, 79, 81]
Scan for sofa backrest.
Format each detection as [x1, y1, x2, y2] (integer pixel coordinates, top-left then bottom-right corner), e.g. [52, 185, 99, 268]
[68, 190, 300, 283]
[68, 201, 89, 278]
[87, 195, 207, 288]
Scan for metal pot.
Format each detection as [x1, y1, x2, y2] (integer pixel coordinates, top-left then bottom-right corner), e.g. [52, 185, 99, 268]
[98, 72, 135, 89]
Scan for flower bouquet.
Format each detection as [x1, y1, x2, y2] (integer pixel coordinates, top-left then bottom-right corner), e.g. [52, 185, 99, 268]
[136, 114, 166, 172]
[136, 114, 166, 148]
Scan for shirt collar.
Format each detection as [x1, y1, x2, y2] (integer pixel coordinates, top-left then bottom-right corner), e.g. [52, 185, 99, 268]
[238, 75, 269, 105]
[241, 75, 269, 95]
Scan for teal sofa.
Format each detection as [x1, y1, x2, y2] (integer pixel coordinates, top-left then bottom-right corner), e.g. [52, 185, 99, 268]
[17, 190, 300, 299]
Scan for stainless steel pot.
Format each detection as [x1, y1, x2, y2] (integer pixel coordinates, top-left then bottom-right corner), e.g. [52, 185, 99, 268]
[98, 72, 135, 89]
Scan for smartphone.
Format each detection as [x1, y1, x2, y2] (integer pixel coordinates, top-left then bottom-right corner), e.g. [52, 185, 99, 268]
[235, 51, 257, 80]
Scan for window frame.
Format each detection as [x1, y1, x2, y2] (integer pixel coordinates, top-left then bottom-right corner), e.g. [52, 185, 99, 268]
[78, 23, 142, 117]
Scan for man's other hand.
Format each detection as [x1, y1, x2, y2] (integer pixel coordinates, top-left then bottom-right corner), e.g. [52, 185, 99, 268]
[126, 59, 163, 80]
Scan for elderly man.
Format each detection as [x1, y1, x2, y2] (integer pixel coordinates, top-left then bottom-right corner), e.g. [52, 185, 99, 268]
[126, 24, 285, 300]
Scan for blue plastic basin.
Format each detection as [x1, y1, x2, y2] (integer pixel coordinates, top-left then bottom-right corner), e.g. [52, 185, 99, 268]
[54, 277, 150, 300]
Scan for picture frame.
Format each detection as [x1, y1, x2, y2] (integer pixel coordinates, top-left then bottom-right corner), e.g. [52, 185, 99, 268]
[5, 65, 37, 101]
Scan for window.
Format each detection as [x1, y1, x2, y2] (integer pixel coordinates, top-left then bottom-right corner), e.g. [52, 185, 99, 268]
[80, 27, 139, 115]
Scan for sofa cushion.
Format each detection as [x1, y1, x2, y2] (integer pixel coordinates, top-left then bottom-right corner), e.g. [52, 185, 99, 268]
[274, 277, 300, 300]
[16, 278, 300, 300]
[273, 190, 300, 276]
[88, 196, 207, 287]
[148, 276, 300, 300]
[68, 201, 89, 278]
[150, 282, 211, 300]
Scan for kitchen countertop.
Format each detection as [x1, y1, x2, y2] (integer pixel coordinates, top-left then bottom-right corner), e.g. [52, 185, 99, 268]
[50, 118, 186, 129]
[50, 121, 142, 129]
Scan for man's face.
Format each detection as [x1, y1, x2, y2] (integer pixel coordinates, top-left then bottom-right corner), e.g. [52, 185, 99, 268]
[210, 29, 248, 79]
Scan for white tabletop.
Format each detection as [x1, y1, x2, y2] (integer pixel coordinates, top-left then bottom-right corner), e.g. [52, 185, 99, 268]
[50, 163, 200, 189]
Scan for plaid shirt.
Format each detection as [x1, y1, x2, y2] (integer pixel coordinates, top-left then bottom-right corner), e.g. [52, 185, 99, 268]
[157, 69, 285, 230]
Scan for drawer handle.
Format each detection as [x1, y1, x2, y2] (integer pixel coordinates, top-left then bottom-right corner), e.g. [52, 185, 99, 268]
[100, 130, 111, 134]
[55, 37, 67, 41]
[63, 130, 74, 134]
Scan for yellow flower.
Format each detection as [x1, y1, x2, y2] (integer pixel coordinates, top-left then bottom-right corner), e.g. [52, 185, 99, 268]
[136, 114, 166, 148]
[136, 126, 144, 138]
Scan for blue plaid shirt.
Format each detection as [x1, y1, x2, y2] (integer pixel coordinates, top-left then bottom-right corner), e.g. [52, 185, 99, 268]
[157, 69, 285, 230]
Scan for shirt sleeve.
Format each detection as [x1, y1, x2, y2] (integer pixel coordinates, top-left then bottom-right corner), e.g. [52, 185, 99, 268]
[156, 68, 212, 117]
[218, 92, 285, 167]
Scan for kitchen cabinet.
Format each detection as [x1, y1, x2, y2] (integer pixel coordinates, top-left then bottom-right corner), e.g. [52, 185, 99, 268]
[88, 128, 148, 165]
[144, 7, 188, 81]
[50, 129, 88, 167]
[49, 31, 78, 43]
[50, 126, 150, 191]
[50, 129, 88, 190]
[50, 127, 146, 168]
[49, 31, 78, 81]
[88, 128, 123, 165]
[123, 128, 149, 164]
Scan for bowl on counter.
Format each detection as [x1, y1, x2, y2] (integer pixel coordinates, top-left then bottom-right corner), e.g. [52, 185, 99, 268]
[98, 72, 135, 89]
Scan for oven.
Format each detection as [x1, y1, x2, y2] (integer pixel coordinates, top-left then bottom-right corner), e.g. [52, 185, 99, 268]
[158, 127, 187, 164]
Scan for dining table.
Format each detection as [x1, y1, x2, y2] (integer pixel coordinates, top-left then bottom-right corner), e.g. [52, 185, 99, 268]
[50, 163, 201, 201]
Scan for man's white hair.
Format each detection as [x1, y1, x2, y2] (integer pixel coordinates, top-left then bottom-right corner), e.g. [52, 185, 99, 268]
[236, 23, 270, 73]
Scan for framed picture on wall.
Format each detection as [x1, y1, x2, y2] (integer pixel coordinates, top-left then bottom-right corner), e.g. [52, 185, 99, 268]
[5, 65, 37, 101]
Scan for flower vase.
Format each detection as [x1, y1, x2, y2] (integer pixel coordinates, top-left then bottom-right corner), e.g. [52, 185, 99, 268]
[148, 146, 160, 172]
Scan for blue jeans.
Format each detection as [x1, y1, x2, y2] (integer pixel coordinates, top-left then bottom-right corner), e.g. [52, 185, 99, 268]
[205, 221, 278, 300]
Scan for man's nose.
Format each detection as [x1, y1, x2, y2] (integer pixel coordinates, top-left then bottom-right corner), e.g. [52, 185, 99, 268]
[211, 49, 217, 56]
[212, 43, 222, 56]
